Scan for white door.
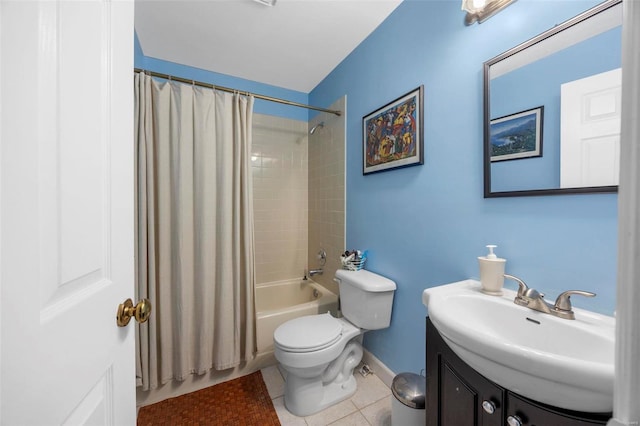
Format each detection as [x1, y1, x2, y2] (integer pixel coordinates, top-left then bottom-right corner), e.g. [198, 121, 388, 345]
[560, 68, 621, 188]
[1, 1, 136, 425]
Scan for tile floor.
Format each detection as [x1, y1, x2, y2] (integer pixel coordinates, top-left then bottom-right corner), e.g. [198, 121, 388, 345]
[261, 365, 392, 426]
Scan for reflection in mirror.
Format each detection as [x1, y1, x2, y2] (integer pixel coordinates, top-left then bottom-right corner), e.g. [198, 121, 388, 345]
[484, 0, 621, 197]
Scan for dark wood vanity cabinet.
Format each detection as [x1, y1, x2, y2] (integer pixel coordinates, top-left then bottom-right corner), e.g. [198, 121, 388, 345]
[426, 317, 611, 426]
[426, 317, 504, 426]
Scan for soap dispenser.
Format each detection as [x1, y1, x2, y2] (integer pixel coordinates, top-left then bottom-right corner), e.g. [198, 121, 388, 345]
[478, 245, 506, 295]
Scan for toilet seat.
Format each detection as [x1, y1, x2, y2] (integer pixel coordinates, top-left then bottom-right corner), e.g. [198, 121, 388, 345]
[274, 314, 343, 353]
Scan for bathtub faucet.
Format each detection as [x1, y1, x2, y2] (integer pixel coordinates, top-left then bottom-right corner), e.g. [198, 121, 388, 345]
[309, 268, 324, 277]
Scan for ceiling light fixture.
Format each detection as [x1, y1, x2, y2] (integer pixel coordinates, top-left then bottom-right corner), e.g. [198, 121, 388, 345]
[462, 0, 516, 25]
[253, 0, 277, 6]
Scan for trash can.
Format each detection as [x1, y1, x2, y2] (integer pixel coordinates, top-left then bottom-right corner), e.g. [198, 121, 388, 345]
[391, 372, 426, 426]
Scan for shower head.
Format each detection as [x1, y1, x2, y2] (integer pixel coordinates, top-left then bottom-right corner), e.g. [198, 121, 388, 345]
[309, 122, 324, 135]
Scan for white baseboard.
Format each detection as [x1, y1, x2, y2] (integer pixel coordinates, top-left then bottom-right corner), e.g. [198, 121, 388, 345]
[362, 348, 395, 389]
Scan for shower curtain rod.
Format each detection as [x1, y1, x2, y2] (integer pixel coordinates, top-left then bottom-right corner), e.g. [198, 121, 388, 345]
[134, 68, 342, 116]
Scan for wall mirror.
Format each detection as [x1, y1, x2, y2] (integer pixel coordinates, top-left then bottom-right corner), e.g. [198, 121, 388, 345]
[483, 0, 622, 197]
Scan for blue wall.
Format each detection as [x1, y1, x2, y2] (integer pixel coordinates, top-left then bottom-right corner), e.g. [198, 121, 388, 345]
[134, 34, 310, 121]
[310, 0, 617, 375]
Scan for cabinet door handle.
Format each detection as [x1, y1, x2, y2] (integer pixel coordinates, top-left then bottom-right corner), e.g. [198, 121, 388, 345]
[507, 415, 523, 426]
[481, 400, 496, 414]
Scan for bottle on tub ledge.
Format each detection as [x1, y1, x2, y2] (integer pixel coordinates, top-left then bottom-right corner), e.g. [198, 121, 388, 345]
[478, 245, 506, 296]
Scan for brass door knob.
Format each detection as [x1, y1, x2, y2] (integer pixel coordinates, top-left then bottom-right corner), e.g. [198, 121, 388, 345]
[116, 298, 152, 327]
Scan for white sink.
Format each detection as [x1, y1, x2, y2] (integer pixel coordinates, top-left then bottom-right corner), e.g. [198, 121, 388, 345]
[422, 279, 615, 413]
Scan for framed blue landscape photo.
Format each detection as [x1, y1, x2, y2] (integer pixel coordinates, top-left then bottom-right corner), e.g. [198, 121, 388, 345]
[490, 106, 543, 162]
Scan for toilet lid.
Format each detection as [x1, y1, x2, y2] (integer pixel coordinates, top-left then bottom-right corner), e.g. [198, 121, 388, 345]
[274, 314, 343, 353]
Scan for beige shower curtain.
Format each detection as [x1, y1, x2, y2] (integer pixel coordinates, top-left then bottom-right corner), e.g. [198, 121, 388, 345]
[134, 72, 256, 390]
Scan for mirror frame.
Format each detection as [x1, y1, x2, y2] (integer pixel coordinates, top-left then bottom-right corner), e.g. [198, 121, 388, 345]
[483, 0, 621, 198]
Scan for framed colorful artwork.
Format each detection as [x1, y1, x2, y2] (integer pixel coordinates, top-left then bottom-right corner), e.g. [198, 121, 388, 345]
[362, 86, 424, 175]
[490, 106, 544, 162]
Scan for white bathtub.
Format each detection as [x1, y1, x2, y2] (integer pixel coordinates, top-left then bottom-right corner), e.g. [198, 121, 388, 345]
[255, 279, 338, 355]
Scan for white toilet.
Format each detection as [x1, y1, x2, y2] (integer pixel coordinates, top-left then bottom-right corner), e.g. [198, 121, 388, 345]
[274, 269, 396, 416]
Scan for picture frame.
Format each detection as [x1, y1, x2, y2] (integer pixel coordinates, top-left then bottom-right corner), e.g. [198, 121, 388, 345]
[490, 106, 544, 162]
[363, 86, 424, 175]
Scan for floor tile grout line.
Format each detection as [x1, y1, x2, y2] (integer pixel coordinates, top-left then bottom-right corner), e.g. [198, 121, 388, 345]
[270, 394, 387, 425]
[262, 365, 391, 426]
[325, 409, 374, 426]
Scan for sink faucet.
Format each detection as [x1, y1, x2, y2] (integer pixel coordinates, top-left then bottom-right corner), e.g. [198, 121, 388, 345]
[503, 274, 595, 320]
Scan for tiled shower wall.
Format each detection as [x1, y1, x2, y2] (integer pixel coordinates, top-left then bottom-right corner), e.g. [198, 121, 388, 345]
[308, 97, 346, 295]
[252, 114, 308, 284]
[252, 97, 345, 289]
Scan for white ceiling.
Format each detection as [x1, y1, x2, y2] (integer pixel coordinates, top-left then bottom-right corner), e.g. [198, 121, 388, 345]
[135, 0, 403, 93]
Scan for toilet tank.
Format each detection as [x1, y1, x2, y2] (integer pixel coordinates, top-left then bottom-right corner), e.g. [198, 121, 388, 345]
[335, 269, 396, 330]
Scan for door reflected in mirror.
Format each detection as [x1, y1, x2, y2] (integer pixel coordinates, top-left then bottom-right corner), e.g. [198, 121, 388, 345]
[484, 0, 621, 197]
